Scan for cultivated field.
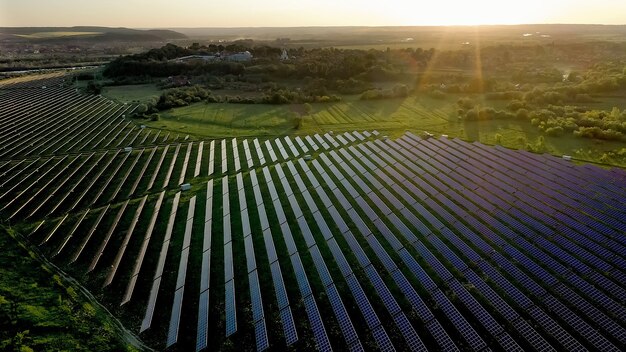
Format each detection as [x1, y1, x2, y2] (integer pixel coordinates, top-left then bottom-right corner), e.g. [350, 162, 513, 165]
[1, 73, 625, 352]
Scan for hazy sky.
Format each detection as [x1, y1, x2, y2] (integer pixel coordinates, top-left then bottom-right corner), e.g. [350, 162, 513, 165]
[1, 0, 625, 27]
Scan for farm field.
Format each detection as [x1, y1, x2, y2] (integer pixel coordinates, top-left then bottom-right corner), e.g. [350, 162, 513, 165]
[1, 72, 625, 351]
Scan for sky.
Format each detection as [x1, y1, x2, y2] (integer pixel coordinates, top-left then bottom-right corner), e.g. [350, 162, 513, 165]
[1, 0, 625, 27]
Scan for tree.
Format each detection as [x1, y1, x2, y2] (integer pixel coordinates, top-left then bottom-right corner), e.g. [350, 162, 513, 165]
[135, 104, 148, 116]
[85, 81, 101, 95]
[303, 103, 313, 115]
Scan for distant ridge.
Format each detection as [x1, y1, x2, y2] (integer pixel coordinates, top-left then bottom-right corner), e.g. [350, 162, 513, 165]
[0, 26, 187, 42]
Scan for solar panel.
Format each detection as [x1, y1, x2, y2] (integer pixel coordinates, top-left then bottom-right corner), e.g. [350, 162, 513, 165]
[258, 204, 270, 231]
[305, 135, 319, 151]
[295, 136, 309, 153]
[223, 213, 231, 243]
[166, 288, 184, 348]
[303, 295, 331, 351]
[241, 210, 251, 236]
[198, 250, 211, 292]
[313, 211, 333, 240]
[224, 244, 235, 283]
[263, 229, 278, 263]
[244, 233, 257, 268]
[291, 254, 313, 297]
[393, 313, 427, 352]
[225, 279, 237, 336]
[281, 223, 298, 255]
[195, 290, 210, 351]
[280, 308, 298, 345]
[254, 320, 269, 351]
[248, 271, 264, 322]
[328, 238, 352, 277]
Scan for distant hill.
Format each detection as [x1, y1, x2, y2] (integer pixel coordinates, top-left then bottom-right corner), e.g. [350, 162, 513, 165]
[0, 26, 187, 42]
[172, 24, 626, 43]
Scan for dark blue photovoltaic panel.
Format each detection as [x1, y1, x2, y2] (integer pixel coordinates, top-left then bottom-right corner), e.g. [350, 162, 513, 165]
[249, 272, 264, 322]
[373, 218, 403, 251]
[238, 187, 247, 210]
[303, 295, 331, 351]
[348, 209, 371, 236]
[196, 290, 209, 351]
[326, 285, 360, 347]
[263, 228, 278, 263]
[271, 262, 289, 308]
[306, 170, 321, 189]
[432, 289, 486, 351]
[255, 320, 269, 351]
[313, 211, 333, 240]
[291, 254, 312, 297]
[298, 216, 316, 248]
[258, 205, 269, 230]
[166, 288, 184, 347]
[225, 279, 237, 336]
[345, 232, 371, 267]
[353, 177, 369, 193]
[327, 238, 352, 277]
[224, 242, 234, 282]
[310, 247, 333, 287]
[394, 313, 427, 352]
[389, 270, 433, 322]
[281, 223, 298, 255]
[223, 194, 230, 215]
[398, 248, 437, 292]
[280, 308, 298, 345]
[363, 265, 400, 315]
[302, 191, 317, 212]
[241, 211, 251, 236]
[288, 194, 303, 219]
[245, 235, 257, 273]
[356, 197, 377, 221]
[335, 191, 354, 212]
[200, 251, 211, 293]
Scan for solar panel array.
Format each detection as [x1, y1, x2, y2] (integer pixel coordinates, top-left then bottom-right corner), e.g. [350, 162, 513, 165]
[4, 75, 626, 352]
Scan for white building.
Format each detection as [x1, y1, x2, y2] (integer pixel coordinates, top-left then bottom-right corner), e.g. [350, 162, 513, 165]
[226, 51, 253, 62]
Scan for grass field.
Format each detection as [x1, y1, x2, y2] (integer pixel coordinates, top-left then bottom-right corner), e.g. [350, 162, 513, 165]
[141, 94, 626, 166]
[144, 103, 299, 137]
[14, 32, 103, 39]
[0, 226, 144, 351]
[102, 84, 162, 104]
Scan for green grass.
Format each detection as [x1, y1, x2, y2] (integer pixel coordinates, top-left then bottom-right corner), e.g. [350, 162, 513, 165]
[139, 94, 626, 167]
[15, 32, 103, 39]
[102, 84, 161, 104]
[0, 226, 146, 351]
[145, 103, 299, 138]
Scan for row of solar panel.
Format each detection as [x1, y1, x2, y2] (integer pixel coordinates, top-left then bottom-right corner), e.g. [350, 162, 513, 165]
[364, 135, 620, 350]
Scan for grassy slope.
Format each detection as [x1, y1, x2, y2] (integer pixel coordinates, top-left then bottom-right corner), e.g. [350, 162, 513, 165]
[138, 93, 626, 166]
[0, 225, 148, 352]
[102, 84, 162, 104]
[146, 102, 298, 137]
